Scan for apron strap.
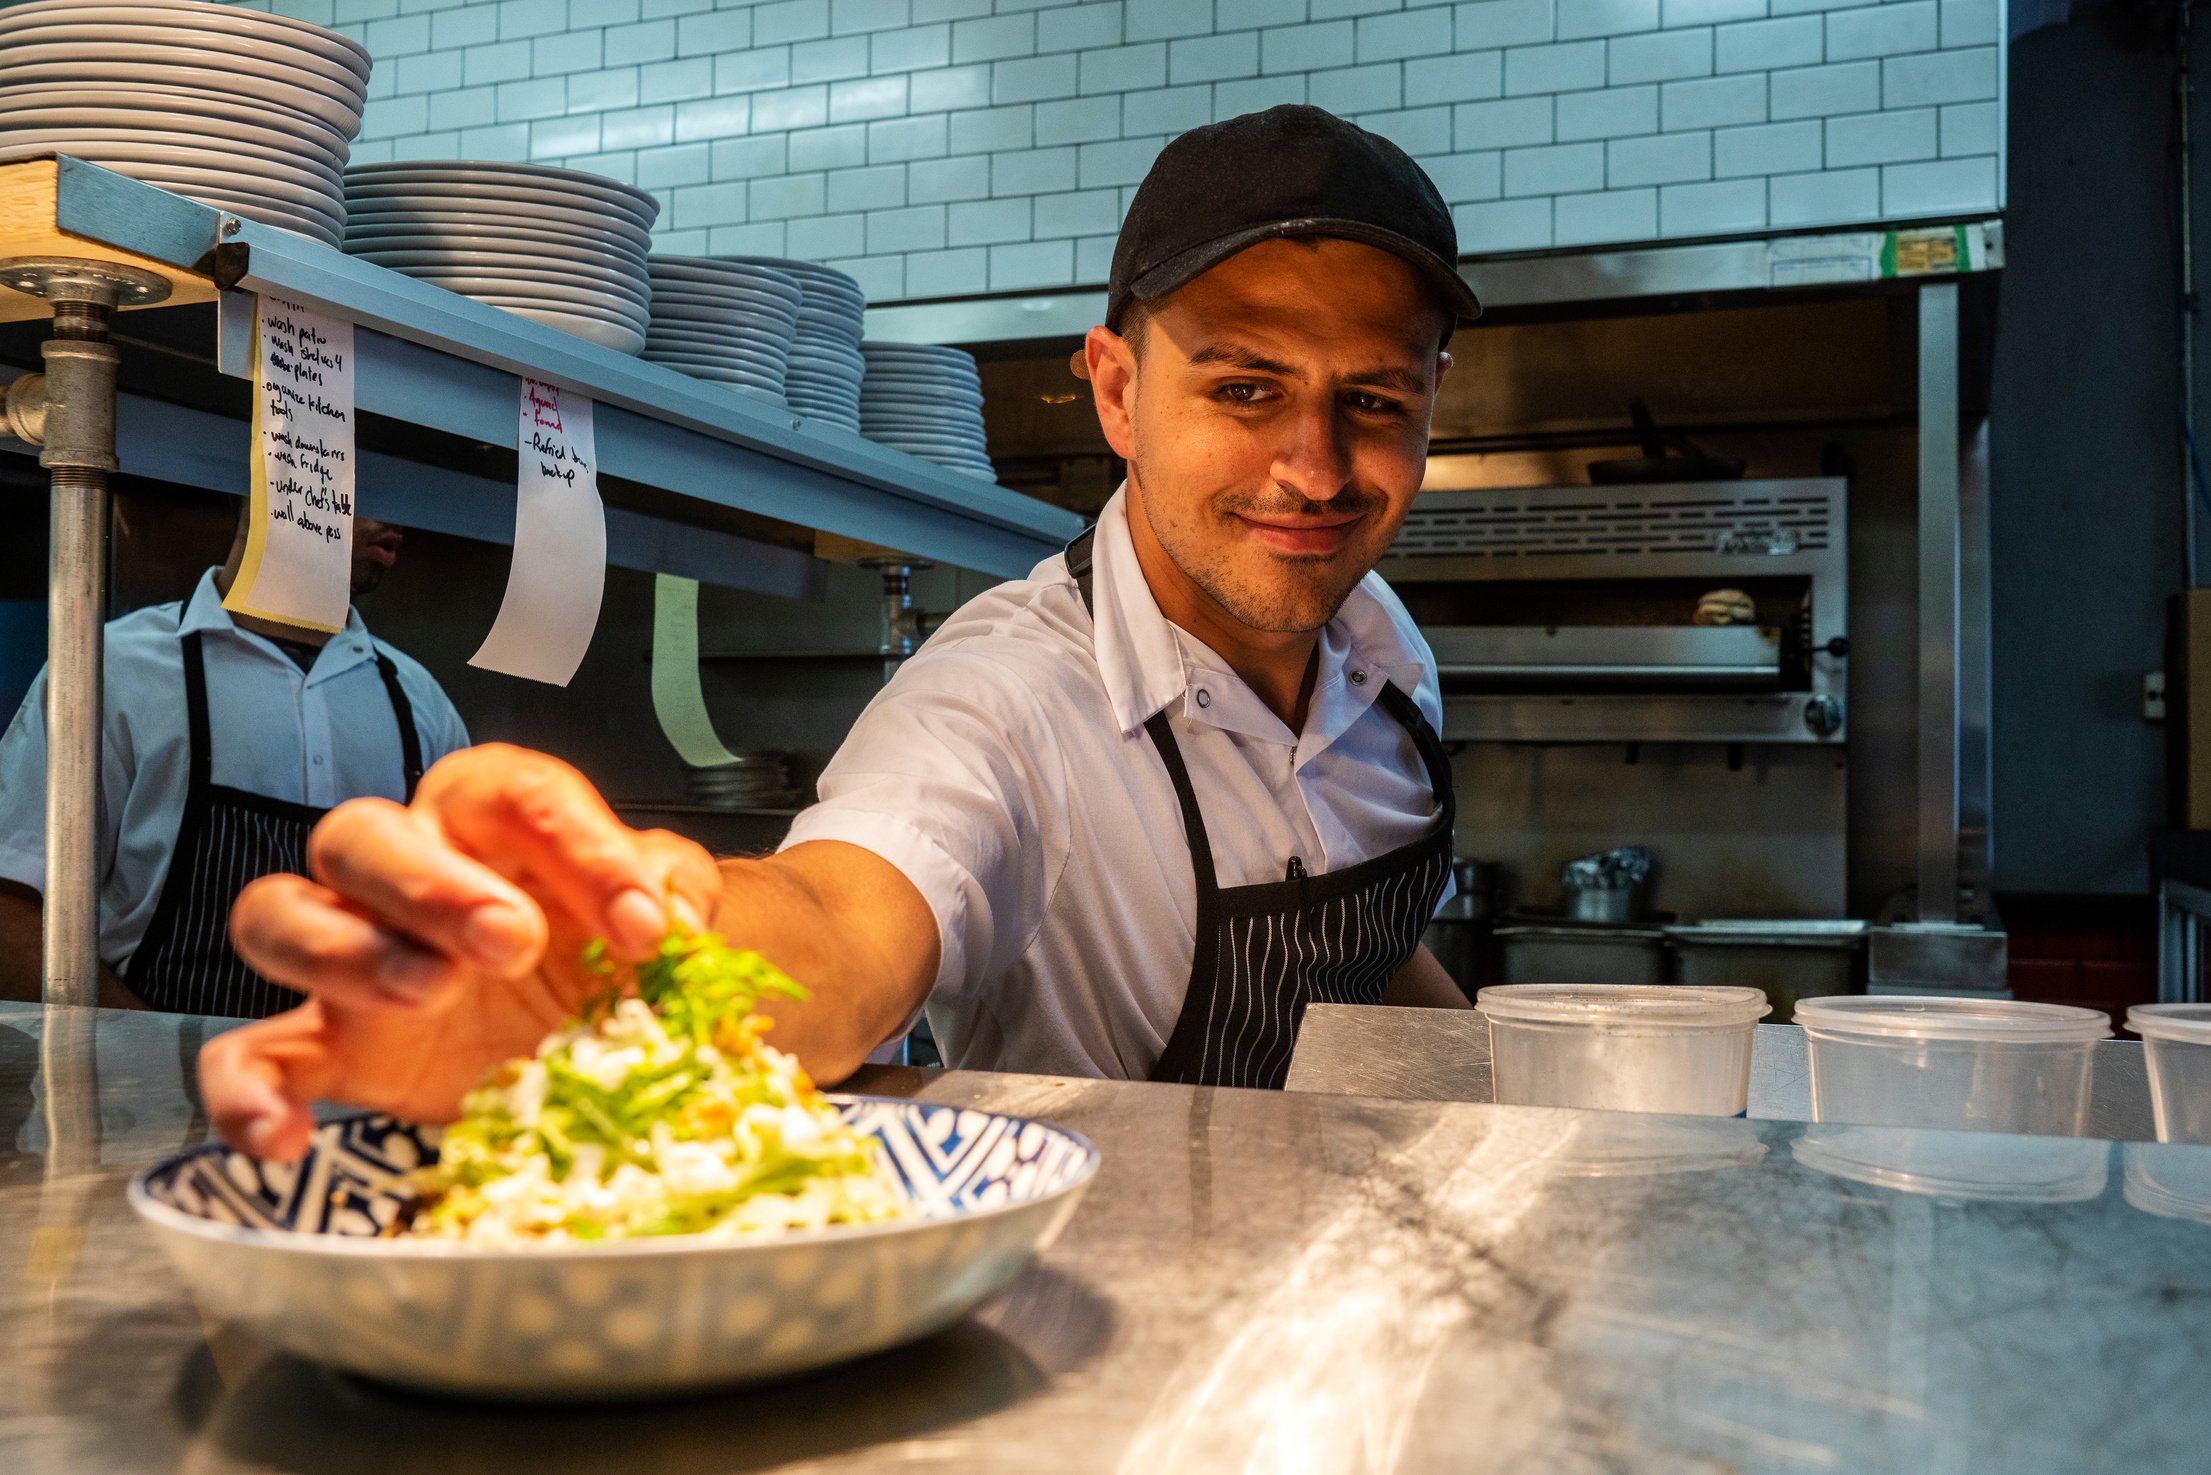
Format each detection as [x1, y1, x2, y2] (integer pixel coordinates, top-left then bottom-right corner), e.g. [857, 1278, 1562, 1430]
[1065, 524, 1099, 613]
[179, 630, 215, 794]
[1375, 680, 1456, 833]
[370, 648, 425, 800]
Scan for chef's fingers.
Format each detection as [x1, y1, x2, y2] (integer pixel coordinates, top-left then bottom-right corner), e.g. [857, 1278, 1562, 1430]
[308, 797, 548, 980]
[414, 744, 670, 960]
[635, 828, 725, 931]
[199, 1006, 337, 1162]
[230, 871, 474, 1013]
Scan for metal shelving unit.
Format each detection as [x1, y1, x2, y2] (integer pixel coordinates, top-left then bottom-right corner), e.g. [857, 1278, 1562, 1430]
[0, 154, 1083, 1005]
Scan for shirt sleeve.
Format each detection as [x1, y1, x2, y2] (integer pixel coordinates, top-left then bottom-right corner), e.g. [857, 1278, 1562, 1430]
[0, 663, 135, 898]
[778, 643, 1070, 1003]
[0, 672, 50, 889]
[381, 646, 471, 762]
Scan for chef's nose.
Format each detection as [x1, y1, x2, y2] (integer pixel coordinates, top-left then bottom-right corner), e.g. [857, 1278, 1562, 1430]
[1271, 397, 1353, 503]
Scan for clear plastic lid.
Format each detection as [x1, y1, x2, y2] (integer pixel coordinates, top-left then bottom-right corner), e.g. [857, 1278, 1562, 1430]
[2127, 1004, 2211, 1045]
[1474, 983, 1770, 1028]
[1794, 995, 2111, 1043]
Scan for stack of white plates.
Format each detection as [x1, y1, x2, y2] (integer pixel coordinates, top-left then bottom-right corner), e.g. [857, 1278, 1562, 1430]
[720, 257, 866, 430]
[0, 0, 368, 248]
[342, 160, 659, 355]
[642, 256, 804, 405]
[859, 342, 996, 482]
[685, 753, 796, 812]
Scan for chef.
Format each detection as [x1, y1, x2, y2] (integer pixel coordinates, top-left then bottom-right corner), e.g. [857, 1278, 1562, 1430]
[204, 105, 1481, 1159]
[0, 506, 469, 1015]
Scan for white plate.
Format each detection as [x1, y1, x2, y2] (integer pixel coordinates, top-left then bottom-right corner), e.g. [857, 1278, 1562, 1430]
[642, 347, 785, 372]
[407, 274, 649, 319]
[649, 314, 798, 344]
[645, 256, 804, 287]
[343, 191, 656, 249]
[350, 249, 648, 299]
[645, 364, 784, 390]
[0, 56, 363, 135]
[861, 375, 983, 395]
[0, 22, 371, 96]
[643, 283, 804, 313]
[0, 109, 344, 168]
[861, 392, 985, 408]
[128, 175, 343, 235]
[642, 333, 790, 364]
[0, 131, 342, 190]
[347, 164, 657, 230]
[349, 159, 659, 220]
[0, 84, 351, 157]
[647, 294, 802, 325]
[490, 305, 646, 354]
[342, 233, 646, 270]
[0, 0, 371, 77]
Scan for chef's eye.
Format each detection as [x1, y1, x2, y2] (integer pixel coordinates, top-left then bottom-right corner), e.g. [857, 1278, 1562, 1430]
[1215, 380, 1271, 404]
[1345, 391, 1406, 417]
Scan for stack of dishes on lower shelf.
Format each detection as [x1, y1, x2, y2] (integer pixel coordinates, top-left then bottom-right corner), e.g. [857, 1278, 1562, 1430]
[859, 341, 996, 482]
[341, 160, 658, 354]
[685, 752, 797, 812]
[0, 0, 368, 248]
[720, 257, 867, 430]
[641, 256, 804, 405]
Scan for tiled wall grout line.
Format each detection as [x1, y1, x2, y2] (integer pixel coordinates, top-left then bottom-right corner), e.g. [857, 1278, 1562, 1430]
[249, 0, 2004, 304]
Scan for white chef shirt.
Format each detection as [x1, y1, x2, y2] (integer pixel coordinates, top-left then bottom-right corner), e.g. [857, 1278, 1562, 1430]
[0, 568, 470, 969]
[781, 488, 1450, 1079]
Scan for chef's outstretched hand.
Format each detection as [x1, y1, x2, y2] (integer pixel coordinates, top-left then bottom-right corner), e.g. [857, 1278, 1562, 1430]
[205, 744, 723, 1162]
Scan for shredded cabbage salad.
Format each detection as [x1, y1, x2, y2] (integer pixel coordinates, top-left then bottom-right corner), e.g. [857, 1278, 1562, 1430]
[406, 929, 905, 1245]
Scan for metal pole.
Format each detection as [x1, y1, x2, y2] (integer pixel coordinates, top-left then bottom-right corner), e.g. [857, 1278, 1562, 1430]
[1918, 282, 1962, 925]
[0, 258, 169, 1006]
[2182, 0, 2199, 587]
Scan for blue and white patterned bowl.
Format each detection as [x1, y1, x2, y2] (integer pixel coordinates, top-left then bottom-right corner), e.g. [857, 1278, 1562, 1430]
[129, 1096, 1099, 1399]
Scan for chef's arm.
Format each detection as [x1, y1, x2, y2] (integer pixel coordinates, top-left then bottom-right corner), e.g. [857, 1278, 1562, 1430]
[207, 745, 940, 1157]
[0, 879, 142, 1007]
[1383, 943, 1472, 1009]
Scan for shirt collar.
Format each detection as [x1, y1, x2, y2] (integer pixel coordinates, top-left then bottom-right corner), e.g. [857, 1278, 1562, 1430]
[1083, 488, 1429, 765]
[178, 567, 378, 683]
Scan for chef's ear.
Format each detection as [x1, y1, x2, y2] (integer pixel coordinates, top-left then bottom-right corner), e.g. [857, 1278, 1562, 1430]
[1084, 324, 1139, 462]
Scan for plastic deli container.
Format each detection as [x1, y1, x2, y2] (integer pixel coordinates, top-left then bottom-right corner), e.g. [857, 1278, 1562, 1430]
[1795, 996, 2110, 1137]
[1475, 984, 1771, 1117]
[2126, 1004, 2211, 1146]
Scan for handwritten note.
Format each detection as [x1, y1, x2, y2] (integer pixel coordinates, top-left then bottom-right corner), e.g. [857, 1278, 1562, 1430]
[650, 574, 740, 766]
[470, 379, 607, 685]
[225, 294, 354, 632]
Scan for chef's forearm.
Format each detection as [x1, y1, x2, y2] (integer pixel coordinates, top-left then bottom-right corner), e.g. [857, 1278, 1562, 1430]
[706, 840, 940, 1084]
[1384, 944, 1472, 1009]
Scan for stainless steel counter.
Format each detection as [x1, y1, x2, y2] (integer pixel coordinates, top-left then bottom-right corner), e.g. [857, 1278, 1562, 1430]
[1288, 1006, 2161, 1142]
[7, 1002, 2211, 1473]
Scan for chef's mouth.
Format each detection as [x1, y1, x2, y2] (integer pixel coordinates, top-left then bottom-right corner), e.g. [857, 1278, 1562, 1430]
[363, 537, 402, 568]
[1232, 511, 1366, 557]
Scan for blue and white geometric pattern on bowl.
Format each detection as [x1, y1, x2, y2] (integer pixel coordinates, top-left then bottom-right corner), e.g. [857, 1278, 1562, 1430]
[129, 1097, 1099, 1400]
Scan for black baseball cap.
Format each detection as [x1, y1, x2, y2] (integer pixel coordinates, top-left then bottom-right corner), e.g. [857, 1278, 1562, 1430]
[1106, 104, 1481, 337]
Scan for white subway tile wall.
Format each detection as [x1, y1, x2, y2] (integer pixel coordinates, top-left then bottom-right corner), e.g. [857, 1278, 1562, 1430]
[244, 0, 2004, 303]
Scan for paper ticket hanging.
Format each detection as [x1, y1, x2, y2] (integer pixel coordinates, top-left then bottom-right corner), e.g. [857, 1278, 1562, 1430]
[650, 574, 740, 766]
[225, 294, 354, 631]
[470, 379, 608, 685]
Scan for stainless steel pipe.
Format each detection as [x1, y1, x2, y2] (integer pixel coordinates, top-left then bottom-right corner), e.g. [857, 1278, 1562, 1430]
[0, 258, 169, 1006]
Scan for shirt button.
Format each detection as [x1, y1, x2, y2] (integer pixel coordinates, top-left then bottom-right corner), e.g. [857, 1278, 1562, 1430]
[313, 755, 324, 766]
[1195, 689, 1211, 709]
[1349, 669, 1368, 686]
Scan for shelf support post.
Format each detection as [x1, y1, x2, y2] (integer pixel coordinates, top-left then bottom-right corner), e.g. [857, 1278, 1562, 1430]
[0, 257, 170, 1008]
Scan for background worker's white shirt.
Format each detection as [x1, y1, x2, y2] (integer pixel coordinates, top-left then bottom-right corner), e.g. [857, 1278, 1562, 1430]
[782, 489, 1450, 1080]
[0, 569, 470, 969]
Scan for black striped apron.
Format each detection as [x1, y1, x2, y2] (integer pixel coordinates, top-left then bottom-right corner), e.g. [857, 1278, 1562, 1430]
[123, 630, 422, 1019]
[1067, 529, 1455, 1090]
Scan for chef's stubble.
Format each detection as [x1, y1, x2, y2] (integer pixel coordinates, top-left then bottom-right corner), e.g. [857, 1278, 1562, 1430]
[1132, 455, 1386, 634]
